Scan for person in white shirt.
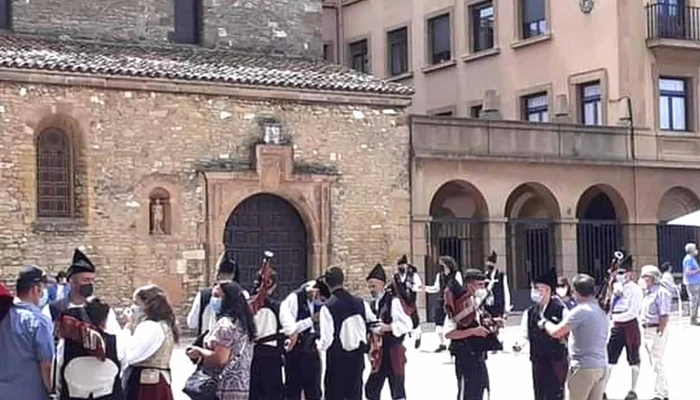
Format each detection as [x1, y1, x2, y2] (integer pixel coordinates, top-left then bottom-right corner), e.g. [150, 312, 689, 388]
[484, 250, 513, 319]
[279, 278, 331, 400]
[422, 256, 463, 352]
[603, 253, 644, 400]
[364, 264, 413, 400]
[186, 251, 248, 337]
[317, 266, 379, 400]
[393, 255, 423, 349]
[121, 284, 179, 400]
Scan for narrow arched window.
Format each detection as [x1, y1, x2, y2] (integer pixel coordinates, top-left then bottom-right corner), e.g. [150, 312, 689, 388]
[149, 187, 171, 235]
[36, 128, 73, 218]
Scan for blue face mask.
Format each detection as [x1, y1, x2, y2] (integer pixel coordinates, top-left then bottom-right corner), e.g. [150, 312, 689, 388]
[210, 297, 223, 313]
[39, 288, 49, 308]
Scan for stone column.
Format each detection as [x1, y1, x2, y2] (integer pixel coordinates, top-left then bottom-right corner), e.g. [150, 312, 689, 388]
[628, 221, 659, 271]
[559, 218, 579, 277]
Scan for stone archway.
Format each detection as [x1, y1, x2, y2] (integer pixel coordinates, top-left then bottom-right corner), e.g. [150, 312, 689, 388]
[224, 193, 308, 297]
[504, 183, 561, 307]
[576, 185, 629, 283]
[657, 186, 700, 271]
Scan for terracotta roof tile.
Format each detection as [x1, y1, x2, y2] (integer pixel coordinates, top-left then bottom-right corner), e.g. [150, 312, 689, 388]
[0, 35, 414, 96]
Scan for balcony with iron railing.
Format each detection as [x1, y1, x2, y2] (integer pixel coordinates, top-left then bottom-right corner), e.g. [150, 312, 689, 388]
[646, 3, 700, 50]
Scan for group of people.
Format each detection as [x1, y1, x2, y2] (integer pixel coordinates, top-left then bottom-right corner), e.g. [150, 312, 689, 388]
[0, 243, 683, 400]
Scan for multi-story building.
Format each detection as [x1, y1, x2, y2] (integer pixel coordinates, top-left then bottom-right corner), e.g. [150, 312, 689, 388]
[324, 0, 700, 311]
[0, 0, 413, 311]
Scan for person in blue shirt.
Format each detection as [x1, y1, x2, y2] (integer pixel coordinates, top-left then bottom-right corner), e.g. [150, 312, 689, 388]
[682, 242, 700, 325]
[0, 265, 55, 400]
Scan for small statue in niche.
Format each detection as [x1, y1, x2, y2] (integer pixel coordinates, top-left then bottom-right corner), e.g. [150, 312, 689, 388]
[150, 198, 165, 235]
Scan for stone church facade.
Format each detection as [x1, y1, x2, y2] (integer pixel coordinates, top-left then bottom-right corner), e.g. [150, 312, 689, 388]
[0, 0, 413, 312]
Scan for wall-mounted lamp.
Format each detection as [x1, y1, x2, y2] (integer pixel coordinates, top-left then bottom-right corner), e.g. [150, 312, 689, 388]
[259, 117, 283, 145]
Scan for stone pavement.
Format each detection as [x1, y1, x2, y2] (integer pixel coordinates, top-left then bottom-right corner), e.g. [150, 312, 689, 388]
[170, 317, 700, 400]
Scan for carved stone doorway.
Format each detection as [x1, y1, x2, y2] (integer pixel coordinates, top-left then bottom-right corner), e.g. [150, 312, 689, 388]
[224, 193, 308, 297]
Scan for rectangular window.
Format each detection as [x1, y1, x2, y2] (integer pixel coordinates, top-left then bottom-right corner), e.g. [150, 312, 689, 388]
[174, 0, 201, 44]
[434, 110, 454, 117]
[521, 0, 546, 39]
[470, 105, 483, 118]
[580, 82, 602, 126]
[0, 0, 10, 30]
[323, 43, 334, 62]
[471, 2, 494, 52]
[349, 39, 369, 73]
[659, 77, 688, 131]
[523, 93, 549, 122]
[428, 14, 451, 65]
[387, 27, 409, 76]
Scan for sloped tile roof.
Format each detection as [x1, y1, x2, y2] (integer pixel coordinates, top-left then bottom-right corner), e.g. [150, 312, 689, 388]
[0, 35, 414, 96]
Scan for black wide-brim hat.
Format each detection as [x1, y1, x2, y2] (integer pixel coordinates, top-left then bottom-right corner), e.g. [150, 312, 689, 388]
[533, 268, 557, 290]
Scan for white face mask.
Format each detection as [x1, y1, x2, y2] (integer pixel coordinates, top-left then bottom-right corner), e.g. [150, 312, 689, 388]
[639, 279, 648, 290]
[555, 288, 568, 298]
[530, 289, 541, 303]
[474, 288, 488, 301]
[616, 274, 626, 284]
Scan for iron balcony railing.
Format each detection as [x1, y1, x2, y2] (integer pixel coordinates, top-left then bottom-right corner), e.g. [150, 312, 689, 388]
[646, 3, 700, 41]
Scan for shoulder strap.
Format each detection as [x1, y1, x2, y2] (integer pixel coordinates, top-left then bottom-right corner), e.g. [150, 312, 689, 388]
[198, 288, 213, 335]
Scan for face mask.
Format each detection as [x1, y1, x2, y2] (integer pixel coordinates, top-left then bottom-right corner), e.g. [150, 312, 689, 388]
[78, 283, 94, 298]
[639, 279, 648, 290]
[131, 305, 143, 320]
[556, 288, 568, 298]
[39, 288, 49, 308]
[530, 290, 541, 303]
[474, 288, 488, 301]
[210, 297, 223, 313]
[616, 274, 626, 284]
[398, 266, 406, 273]
[312, 299, 325, 307]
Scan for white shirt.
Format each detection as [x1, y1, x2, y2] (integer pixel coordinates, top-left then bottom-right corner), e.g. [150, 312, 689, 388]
[370, 293, 414, 338]
[486, 268, 513, 313]
[396, 270, 423, 292]
[425, 271, 463, 294]
[119, 320, 166, 367]
[317, 300, 378, 352]
[610, 280, 644, 323]
[279, 290, 315, 336]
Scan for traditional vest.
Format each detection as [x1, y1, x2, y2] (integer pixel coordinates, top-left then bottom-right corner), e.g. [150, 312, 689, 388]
[293, 288, 321, 352]
[50, 297, 87, 323]
[134, 321, 175, 382]
[371, 292, 404, 348]
[253, 298, 283, 350]
[60, 308, 122, 400]
[526, 300, 567, 360]
[325, 288, 368, 356]
[437, 272, 454, 305]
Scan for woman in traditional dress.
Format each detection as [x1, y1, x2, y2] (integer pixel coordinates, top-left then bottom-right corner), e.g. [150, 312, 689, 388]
[186, 281, 256, 400]
[122, 284, 179, 400]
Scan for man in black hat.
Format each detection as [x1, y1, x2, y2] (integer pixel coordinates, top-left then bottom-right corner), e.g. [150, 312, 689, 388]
[279, 277, 331, 400]
[393, 254, 422, 349]
[364, 263, 413, 400]
[484, 250, 512, 320]
[43, 249, 120, 332]
[513, 268, 568, 400]
[603, 251, 644, 400]
[186, 250, 246, 336]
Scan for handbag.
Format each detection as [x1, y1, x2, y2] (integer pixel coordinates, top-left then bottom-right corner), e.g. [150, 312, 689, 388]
[182, 363, 219, 400]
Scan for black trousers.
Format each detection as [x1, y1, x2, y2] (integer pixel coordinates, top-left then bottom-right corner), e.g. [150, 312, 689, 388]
[607, 320, 641, 365]
[285, 347, 322, 400]
[455, 351, 489, 400]
[249, 346, 284, 400]
[324, 351, 364, 400]
[531, 357, 568, 400]
[365, 345, 406, 400]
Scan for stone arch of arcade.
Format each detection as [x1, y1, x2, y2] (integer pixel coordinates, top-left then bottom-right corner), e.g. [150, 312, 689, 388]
[575, 184, 629, 283]
[425, 179, 488, 321]
[656, 186, 700, 272]
[223, 192, 309, 297]
[504, 182, 561, 310]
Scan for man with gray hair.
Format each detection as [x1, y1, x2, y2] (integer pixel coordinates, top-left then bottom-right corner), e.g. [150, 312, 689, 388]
[639, 265, 671, 400]
[539, 274, 608, 400]
[682, 242, 700, 325]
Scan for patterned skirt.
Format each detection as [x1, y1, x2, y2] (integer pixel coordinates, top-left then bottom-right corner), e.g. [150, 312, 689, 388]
[124, 367, 174, 400]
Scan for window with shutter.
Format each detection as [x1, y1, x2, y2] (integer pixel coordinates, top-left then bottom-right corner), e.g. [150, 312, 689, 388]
[174, 0, 201, 44]
[36, 129, 73, 218]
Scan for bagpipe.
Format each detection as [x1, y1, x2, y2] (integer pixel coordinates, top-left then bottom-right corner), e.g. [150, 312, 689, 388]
[443, 279, 503, 352]
[249, 250, 275, 315]
[367, 320, 383, 373]
[597, 249, 626, 313]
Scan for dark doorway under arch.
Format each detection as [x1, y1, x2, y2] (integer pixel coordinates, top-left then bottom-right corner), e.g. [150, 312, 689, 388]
[223, 193, 308, 297]
[577, 192, 622, 283]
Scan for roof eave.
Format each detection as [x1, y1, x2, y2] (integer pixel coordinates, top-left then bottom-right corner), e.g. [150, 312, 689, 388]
[0, 67, 414, 108]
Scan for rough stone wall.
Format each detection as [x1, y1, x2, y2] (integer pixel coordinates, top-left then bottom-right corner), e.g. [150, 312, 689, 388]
[12, 0, 324, 58]
[0, 81, 409, 312]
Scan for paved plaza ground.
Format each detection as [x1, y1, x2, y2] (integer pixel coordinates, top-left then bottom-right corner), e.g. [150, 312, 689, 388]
[170, 316, 699, 400]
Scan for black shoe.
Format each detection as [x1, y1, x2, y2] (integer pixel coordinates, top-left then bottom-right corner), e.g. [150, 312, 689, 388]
[414, 337, 421, 349]
[624, 391, 638, 400]
[603, 394, 607, 400]
[434, 344, 447, 353]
